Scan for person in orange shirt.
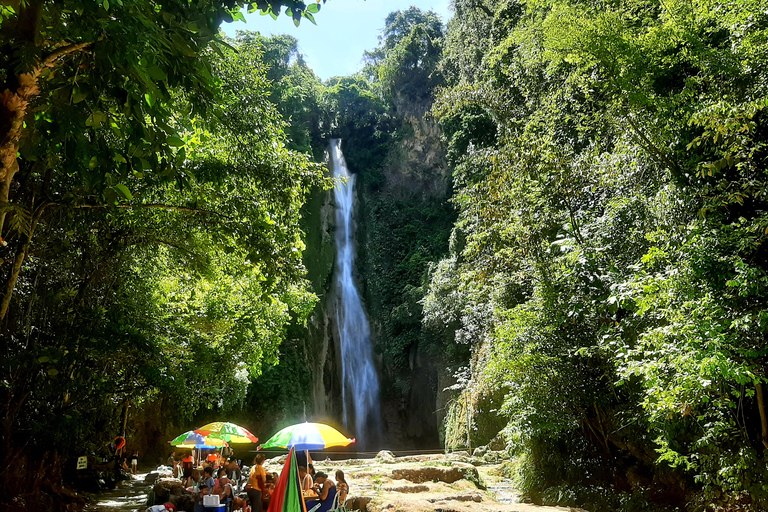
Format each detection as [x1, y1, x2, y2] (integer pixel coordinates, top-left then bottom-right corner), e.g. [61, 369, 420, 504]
[207, 450, 224, 468]
[181, 452, 195, 487]
[245, 454, 267, 512]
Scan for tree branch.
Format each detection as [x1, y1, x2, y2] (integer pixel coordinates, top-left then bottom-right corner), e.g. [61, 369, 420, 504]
[42, 41, 92, 68]
[623, 113, 681, 174]
[471, 0, 494, 17]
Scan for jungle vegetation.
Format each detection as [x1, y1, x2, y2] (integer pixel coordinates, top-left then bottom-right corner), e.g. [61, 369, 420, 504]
[2, 0, 768, 511]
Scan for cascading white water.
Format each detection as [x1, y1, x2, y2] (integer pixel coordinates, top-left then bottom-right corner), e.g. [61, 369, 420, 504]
[330, 139, 382, 449]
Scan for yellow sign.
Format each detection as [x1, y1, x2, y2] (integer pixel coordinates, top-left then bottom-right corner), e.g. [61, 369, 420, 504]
[77, 456, 87, 470]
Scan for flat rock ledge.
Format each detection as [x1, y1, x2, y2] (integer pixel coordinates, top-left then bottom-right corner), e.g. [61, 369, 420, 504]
[258, 452, 584, 512]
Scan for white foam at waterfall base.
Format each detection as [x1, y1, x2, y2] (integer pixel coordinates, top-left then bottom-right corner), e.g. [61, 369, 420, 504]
[330, 139, 382, 449]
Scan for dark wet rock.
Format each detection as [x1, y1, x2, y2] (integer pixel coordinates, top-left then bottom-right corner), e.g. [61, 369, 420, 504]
[144, 473, 160, 484]
[347, 496, 372, 511]
[169, 492, 196, 512]
[153, 478, 187, 503]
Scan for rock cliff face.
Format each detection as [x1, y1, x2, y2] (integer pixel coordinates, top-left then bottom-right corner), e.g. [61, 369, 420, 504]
[300, 179, 342, 423]
[299, 102, 456, 450]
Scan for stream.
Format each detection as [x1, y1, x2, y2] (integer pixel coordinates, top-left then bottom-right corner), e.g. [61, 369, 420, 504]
[83, 471, 152, 512]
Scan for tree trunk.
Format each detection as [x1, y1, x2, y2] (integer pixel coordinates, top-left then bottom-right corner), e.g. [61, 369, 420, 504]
[0, 202, 45, 320]
[0, 71, 40, 241]
[756, 382, 768, 451]
[0, 41, 90, 320]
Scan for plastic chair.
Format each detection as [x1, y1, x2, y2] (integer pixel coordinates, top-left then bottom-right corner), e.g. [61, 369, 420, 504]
[308, 491, 346, 512]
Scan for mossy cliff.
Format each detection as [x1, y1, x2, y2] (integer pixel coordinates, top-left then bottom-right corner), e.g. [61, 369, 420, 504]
[294, 99, 459, 448]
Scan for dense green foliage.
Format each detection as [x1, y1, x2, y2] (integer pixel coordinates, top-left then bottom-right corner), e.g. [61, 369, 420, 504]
[0, 1, 328, 506]
[420, 0, 768, 509]
[3, 0, 768, 510]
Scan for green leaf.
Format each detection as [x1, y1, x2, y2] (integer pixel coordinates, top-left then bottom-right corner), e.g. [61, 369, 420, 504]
[113, 184, 133, 201]
[307, 3, 320, 13]
[72, 91, 88, 103]
[85, 111, 107, 127]
[167, 135, 185, 147]
[47, 368, 59, 377]
[304, 11, 316, 25]
[103, 0, 109, 10]
[148, 65, 168, 81]
[38, 356, 50, 363]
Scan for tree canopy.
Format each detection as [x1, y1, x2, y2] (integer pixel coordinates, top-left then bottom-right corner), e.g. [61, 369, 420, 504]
[422, 0, 768, 509]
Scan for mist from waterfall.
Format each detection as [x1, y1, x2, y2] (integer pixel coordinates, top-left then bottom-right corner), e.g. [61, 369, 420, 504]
[330, 139, 382, 449]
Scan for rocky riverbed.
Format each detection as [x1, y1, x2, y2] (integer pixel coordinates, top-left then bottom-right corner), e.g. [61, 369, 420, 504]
[142, 451, 582, 512]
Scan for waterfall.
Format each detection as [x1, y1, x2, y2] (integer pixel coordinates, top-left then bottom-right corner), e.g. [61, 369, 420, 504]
[330, 139, 382, 449]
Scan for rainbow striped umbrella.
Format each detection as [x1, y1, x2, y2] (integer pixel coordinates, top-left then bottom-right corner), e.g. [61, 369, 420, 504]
[266, 447, 307, 512]
[195, 422, 258, 444]
[259, 422, 355, 451]
[169, 430, 228, 447]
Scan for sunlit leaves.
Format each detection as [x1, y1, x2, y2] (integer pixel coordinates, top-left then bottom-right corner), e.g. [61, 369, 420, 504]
[428, 0, 768, 506]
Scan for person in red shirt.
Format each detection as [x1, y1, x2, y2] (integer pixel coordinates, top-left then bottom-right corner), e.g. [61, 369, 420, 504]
[182, 452, 195, 487]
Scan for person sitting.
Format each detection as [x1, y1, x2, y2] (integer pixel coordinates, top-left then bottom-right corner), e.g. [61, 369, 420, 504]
[193, 467, 216, 512]
[262, 473, 276, 509]
[185, 472, 200, 493]
[310, 472, 337, 512]
[298, 466, 313, 492]
[201, 466, 216, 493]
[335, 470, 349, 505]
[213, 469, 244, 511]
[225, 458, 241, 489]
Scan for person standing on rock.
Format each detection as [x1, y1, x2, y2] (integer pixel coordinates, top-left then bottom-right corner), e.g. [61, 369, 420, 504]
[130, 450, 139, 474]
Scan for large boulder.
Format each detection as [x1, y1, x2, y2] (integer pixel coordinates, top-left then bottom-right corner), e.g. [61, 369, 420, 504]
[375, 450, 395, 463]
[391, 463, 485, 489]
[152, 479, 187, 503]
[346, 496, 371, 511]
[168, 492, 196, 512]
[487, 434, 506, 451]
